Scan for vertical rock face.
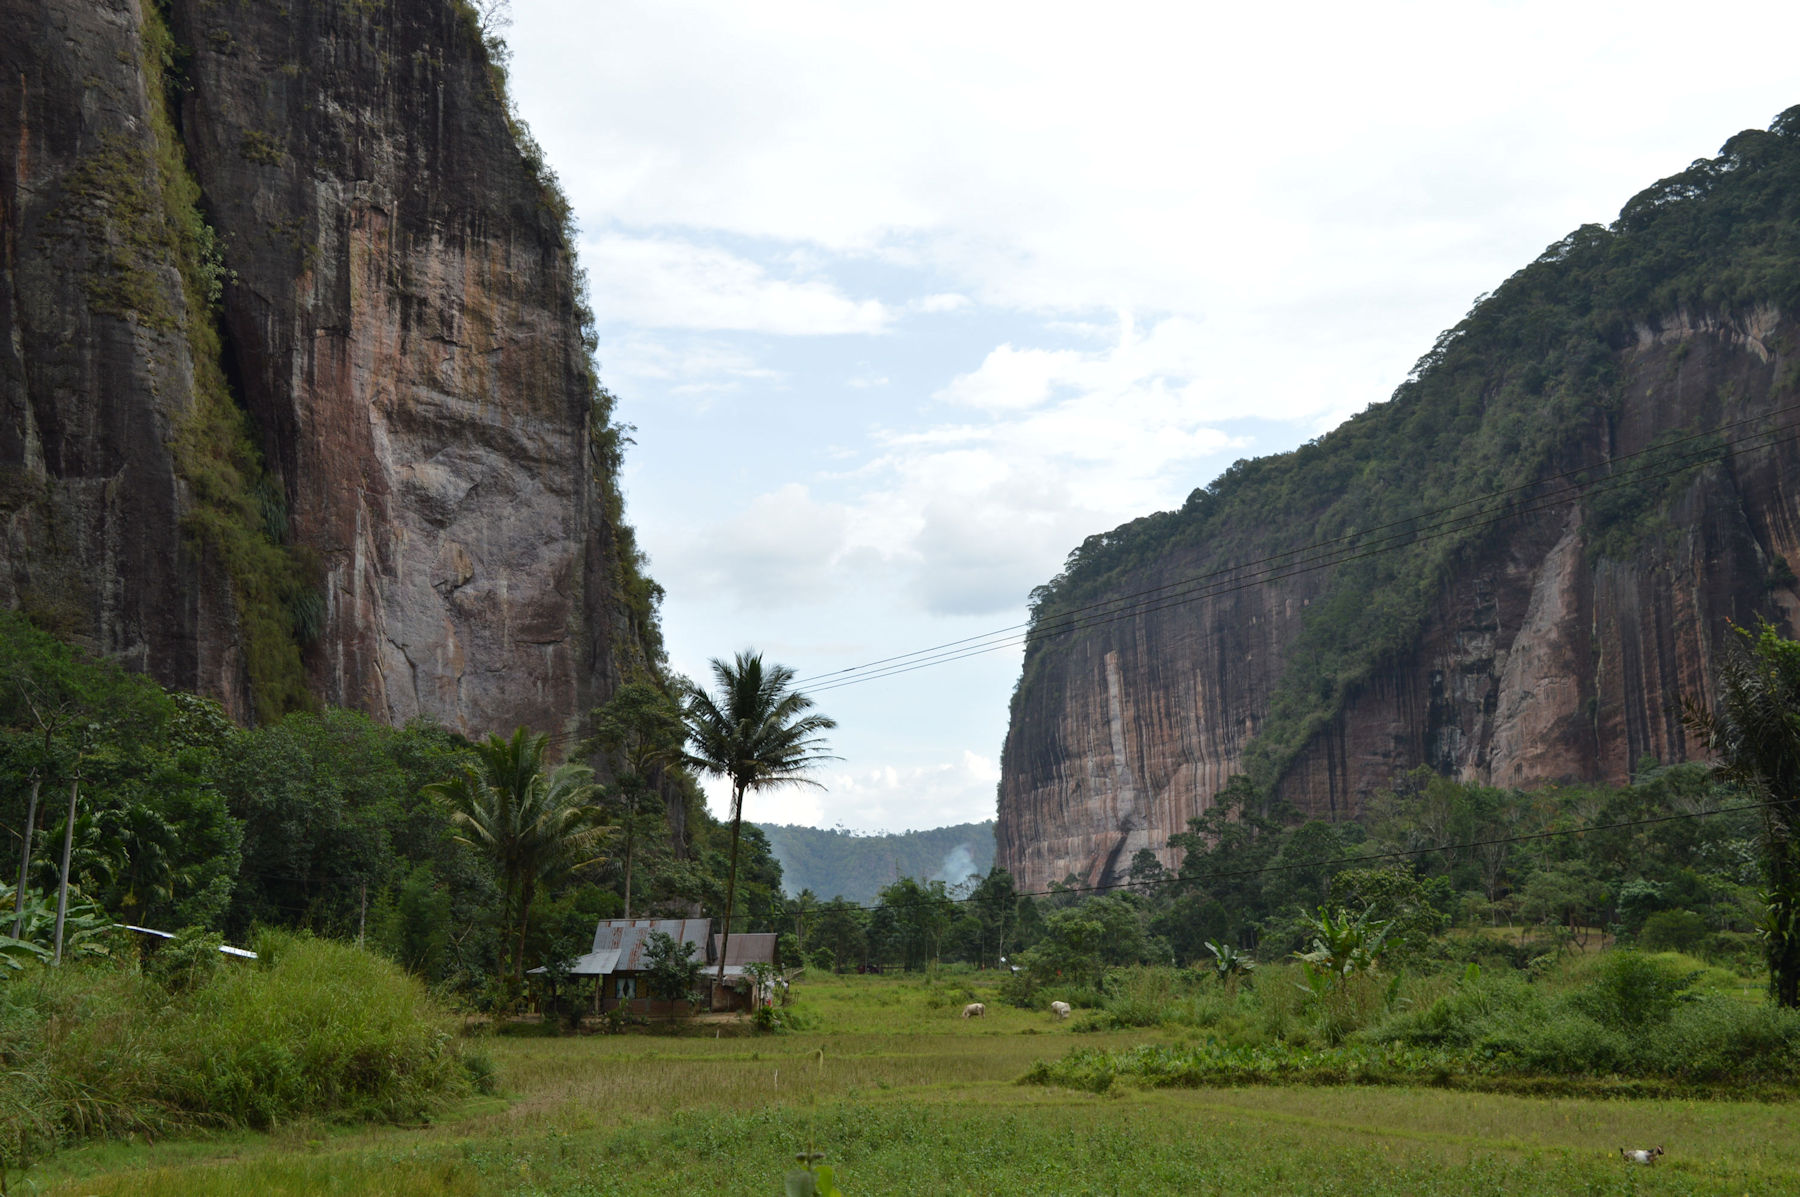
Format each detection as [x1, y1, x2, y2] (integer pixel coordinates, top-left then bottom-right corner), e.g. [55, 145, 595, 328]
[1000, 309, 1800, 894]
[2, 0, 638, 733]
[2, 0, 246, 706]
[998, 102, 1800, 894]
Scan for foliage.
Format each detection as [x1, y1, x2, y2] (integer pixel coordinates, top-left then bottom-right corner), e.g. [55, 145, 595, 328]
[423, 727, 607, 995]
[642, 930, 702, 1006]
[684, 652, 835, 982]
[584, 680, 687, 918]
[1204, 939, 1255, 983]
[0, 935, 478, 1181]
[1685, 619, 1800, 1005]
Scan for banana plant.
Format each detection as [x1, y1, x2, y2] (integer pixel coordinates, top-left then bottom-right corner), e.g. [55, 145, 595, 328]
[0, 884, 115, 972]
[1203, 940, 1256, 983]
[1294, 905, 1392, 988]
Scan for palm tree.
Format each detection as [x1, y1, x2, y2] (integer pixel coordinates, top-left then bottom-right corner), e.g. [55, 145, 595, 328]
[1685, 620, 1800, 1007]
[684, 651, 836, 986]
[425, 726, 608, 992]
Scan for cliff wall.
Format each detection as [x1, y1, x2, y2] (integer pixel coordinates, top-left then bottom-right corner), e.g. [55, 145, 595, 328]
[998, 114, 1800, 893]
[1, 0, 643, 733]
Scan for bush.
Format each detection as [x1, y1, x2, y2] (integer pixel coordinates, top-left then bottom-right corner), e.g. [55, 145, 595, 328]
[1639, 909, 1709, 953]
[0, 931, 477, 1173]
[169, 932, 472, 1126]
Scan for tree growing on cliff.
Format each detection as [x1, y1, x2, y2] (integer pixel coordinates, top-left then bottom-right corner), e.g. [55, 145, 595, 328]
[1685, 621, 1800, 1007]
[424, 727, 608, 997]
[683, 652, 835, 986]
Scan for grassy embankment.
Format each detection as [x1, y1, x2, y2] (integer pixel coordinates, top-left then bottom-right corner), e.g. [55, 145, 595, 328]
[26, 966, 1800, 1196]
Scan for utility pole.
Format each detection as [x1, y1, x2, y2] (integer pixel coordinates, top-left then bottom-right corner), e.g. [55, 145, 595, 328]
[12, 772, 39, 939]
[52, 770, 81, 965]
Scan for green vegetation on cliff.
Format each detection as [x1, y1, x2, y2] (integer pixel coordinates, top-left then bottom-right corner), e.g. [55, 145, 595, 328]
[137, 0, 316, 719]
[1020, 105, 1800, 791]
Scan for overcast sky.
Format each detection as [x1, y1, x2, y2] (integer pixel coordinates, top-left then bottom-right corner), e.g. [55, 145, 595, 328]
[503, 0, 1800, 834]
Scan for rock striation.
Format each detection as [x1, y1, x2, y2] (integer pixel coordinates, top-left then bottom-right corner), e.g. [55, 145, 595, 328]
[998, 114, 1800, 893]
[1, 0, 646, 733]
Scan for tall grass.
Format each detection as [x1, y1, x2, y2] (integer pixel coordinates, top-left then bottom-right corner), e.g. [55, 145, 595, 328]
[1026, 951, 1800, 1097]
[0, 933, 483, 1177]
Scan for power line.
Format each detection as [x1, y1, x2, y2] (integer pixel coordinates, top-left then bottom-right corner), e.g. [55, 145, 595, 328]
[792, 403, 1800, 690]
[802, 416, 1798, 694]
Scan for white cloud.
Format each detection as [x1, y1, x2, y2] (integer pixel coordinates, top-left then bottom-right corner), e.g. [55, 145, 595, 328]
[582, 234, 890, 334]
[913, 293, 972, 314]
[675, 483, 854, 608]
[651, 316, 1252, 619]
[599, 332, 781, 397]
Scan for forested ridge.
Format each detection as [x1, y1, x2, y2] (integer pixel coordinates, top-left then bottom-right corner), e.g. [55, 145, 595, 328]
[756, 821, 995, 904]
[1017, 104, 1800, 793]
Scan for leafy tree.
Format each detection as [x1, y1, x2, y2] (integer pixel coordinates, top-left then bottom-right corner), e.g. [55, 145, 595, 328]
[877, 876, 955, 970]
[642, 929, 701, 1006]
[1685, 620, 1800, 1006]
[683, 652, 834, 984]
[967, 867, 1020, 968]
[1020, 907, 1106, 991]
[812, 897, 867, 972]
[424, 727, 608, 994]
[585, 681, 686, 918]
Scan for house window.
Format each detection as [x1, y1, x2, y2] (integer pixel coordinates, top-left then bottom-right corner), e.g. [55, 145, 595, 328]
[615, 977, 636, 1000]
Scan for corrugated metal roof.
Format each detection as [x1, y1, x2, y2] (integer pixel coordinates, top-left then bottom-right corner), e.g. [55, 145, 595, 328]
[589, 919, 712, 971]
[526, 947, 620, 977]
[711, 932, 777, 966]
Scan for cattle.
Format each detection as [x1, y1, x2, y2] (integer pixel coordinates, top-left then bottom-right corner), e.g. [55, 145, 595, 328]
[961, 1002, 986, 1018]
[1049, 1001, 1071, 1021]
[1620, 1146, 1664, 1165]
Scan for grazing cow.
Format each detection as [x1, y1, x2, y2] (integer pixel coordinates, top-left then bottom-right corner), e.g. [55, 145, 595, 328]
[1620, 1146, 1664, 1165]
[961, 1002, 985, 1018]
[1049, 1001, 1071, 1021]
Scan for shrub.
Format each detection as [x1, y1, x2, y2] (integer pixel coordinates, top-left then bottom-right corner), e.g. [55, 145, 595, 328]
[1567, 951, 1698, 1030]
[0, 931, 477, 1173]
[165, 932, 472, 1126]
[1639, 909, 1709, 953]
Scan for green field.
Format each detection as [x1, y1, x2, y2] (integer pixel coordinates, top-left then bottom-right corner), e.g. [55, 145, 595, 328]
[29, 972, 1800, 1196]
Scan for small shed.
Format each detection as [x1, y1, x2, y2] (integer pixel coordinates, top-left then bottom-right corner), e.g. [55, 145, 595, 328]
[706, 931, 780, 1011]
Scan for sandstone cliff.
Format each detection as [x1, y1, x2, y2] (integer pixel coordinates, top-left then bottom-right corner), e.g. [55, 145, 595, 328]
[1, 0, 650, 733]
[998, 111, 1800, 893]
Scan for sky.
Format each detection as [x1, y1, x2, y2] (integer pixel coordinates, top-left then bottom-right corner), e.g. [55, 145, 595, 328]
[501, 0, 1800, 835]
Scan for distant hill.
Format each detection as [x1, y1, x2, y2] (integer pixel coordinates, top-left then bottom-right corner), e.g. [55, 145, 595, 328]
[754, 822, 996, 903]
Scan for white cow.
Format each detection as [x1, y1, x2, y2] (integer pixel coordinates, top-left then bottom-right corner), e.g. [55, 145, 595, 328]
[1620, 1146, 1664, 1165]
[961, 1002, 986, 1019]
[1049, 1000, 1071, 1021]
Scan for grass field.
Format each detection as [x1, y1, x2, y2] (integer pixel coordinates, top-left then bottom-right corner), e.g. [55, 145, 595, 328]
[26, 971, 1800, 1196]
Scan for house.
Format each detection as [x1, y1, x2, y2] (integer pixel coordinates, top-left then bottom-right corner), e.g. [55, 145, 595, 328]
[532, 918, 711, 1015]
[531, 919, 785, 1015]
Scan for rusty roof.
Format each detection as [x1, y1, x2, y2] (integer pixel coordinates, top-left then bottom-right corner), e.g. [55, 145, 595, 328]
[590, 919, 712, 971]
[710, 932, 777, 967]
